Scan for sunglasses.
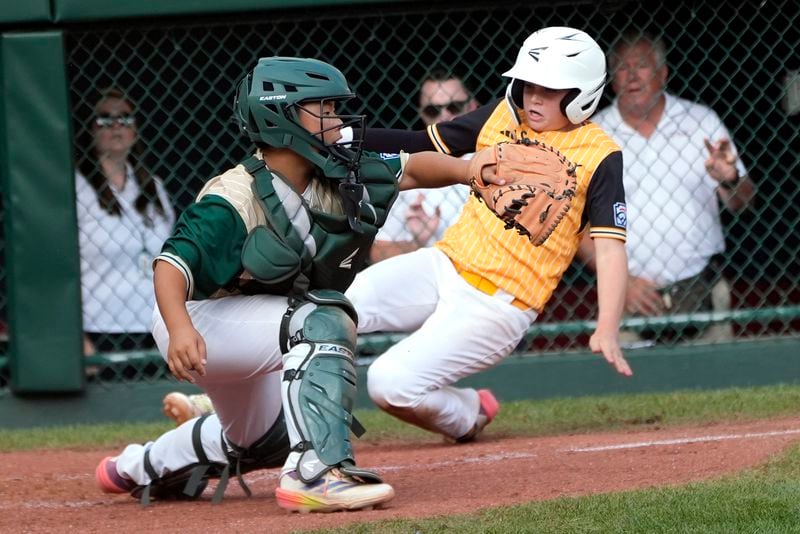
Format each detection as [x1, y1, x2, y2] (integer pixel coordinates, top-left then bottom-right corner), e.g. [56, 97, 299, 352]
[94, 114, 136, 128]
[420, 99, 470, 119]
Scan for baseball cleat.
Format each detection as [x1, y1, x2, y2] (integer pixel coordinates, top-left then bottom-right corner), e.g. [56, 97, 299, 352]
[162, 392, 214, 426]
[275, 469, 395, 513]
[95, 456, 136, 494]
[454, 388, 500, 443]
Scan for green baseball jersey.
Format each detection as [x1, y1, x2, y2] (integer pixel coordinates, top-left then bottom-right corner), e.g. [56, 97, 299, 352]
[156, 153, 401, 300]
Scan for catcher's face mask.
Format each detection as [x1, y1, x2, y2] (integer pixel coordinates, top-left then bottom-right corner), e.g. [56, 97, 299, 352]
[233, 56, 365, 180]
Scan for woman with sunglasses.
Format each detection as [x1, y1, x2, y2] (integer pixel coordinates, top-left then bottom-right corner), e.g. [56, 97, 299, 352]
[75, 87, 176, 357]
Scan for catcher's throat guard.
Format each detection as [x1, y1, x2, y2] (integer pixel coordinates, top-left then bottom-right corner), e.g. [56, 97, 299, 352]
[468, 139, 578, 246]
[339, 175, 365, 233]
[281, 291, 382, 484]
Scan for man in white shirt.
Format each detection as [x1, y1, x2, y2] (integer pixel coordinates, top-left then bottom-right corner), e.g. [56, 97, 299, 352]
[579, 31, 755, 343]
[369, 69, 478, 263]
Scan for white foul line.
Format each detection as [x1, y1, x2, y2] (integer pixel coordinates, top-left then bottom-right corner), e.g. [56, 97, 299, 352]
[564, 428, 800, 453]
[380, 451, 537, 473]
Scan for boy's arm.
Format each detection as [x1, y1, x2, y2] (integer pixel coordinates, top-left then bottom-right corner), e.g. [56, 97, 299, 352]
[590, 237, 633, 376]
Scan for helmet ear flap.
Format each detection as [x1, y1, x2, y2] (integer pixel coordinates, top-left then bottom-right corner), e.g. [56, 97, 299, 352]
[509, 79, 525, 108]
[234, 74, 253, 135]
[559, 89, 580, 118]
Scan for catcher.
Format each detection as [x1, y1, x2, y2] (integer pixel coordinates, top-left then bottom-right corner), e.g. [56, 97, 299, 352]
[345, 26, 633, 443]
[94, 57, 503, 512]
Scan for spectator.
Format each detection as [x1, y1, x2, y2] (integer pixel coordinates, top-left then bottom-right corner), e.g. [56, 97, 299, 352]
[75, 87, 176, 355]
[578, 31, 756, 344]
[417, 68, 480, 127]
[369, 69, 478, 263]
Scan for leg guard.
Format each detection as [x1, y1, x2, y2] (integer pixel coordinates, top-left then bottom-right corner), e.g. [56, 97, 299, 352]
[133, 415, 223, 505]
[222, 411, 291, 498]
[134, 413, 290, 505]
[282, 291, 378, 484]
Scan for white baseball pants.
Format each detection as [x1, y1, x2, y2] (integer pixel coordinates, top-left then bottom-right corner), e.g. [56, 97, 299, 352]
[346, 247, 536, 439]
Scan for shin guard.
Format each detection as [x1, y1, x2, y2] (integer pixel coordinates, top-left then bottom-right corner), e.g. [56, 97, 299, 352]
[282, 296, 379, 484]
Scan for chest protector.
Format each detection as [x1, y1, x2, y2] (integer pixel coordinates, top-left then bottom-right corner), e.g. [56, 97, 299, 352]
[239, 156, 397, 295]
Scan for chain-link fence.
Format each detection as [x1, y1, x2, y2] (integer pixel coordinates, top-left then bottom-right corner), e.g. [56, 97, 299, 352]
[5, 0, 798, 385]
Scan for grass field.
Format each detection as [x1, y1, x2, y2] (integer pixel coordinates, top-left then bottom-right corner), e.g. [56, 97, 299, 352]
[3, 384, 800, 532]
[316, 451, 800, 533]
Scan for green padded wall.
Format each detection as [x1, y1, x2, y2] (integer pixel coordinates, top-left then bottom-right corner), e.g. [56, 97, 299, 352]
[1, 32, 83, 392]
[0, 1, 51, 25]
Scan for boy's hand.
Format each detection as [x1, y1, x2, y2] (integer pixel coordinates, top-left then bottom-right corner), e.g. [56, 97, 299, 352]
[589, 330, 633, 376]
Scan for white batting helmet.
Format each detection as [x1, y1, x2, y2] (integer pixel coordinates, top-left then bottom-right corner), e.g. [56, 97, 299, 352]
[503, 27, 607, 124]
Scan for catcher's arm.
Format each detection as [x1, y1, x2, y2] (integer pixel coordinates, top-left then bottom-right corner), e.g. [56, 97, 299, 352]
[400, 151, 505, 190]
[154, 260, 207, 383]
[590, 237, 632, 376]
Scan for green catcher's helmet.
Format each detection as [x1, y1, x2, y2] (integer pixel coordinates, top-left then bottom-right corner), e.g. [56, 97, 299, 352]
[234, 57, 365, 179]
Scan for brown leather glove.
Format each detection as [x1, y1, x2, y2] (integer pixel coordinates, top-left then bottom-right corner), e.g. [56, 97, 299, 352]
[468, 139, 578, 246]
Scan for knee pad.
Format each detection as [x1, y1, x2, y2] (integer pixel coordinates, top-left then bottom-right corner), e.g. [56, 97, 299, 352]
[281, 289, 358, 352]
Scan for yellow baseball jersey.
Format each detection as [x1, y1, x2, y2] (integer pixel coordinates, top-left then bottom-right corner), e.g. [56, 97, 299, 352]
[364, 99, 627, 312]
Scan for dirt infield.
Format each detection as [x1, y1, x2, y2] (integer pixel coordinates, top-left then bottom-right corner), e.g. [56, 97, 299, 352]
[2, 416, 799, 534]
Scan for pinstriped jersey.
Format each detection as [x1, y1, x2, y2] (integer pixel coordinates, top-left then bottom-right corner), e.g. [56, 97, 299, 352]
[366, 99, 627, 312]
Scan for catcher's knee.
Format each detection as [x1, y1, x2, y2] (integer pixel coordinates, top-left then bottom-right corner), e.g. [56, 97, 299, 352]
[282, 290, 358, 351]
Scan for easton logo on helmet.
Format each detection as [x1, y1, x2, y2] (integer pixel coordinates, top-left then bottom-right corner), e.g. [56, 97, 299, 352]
[527, 47, 547, 62]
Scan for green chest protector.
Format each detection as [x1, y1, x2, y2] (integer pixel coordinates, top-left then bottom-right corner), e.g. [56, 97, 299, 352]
[239, 155, 397, 295]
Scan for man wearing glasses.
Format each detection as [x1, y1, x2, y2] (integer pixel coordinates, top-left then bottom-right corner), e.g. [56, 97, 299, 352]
[369, 68, 479, 263]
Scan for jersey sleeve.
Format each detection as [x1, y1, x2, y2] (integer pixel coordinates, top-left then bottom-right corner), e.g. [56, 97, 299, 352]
[364, 151, 402, 176]
[584, 150, 627, 242]
[155, 195, 248, 300]
[424, 100, 499, 155]
[361, 99, 499, 156]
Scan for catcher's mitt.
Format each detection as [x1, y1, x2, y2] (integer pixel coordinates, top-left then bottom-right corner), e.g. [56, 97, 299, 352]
[468, 139, 578, 246]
